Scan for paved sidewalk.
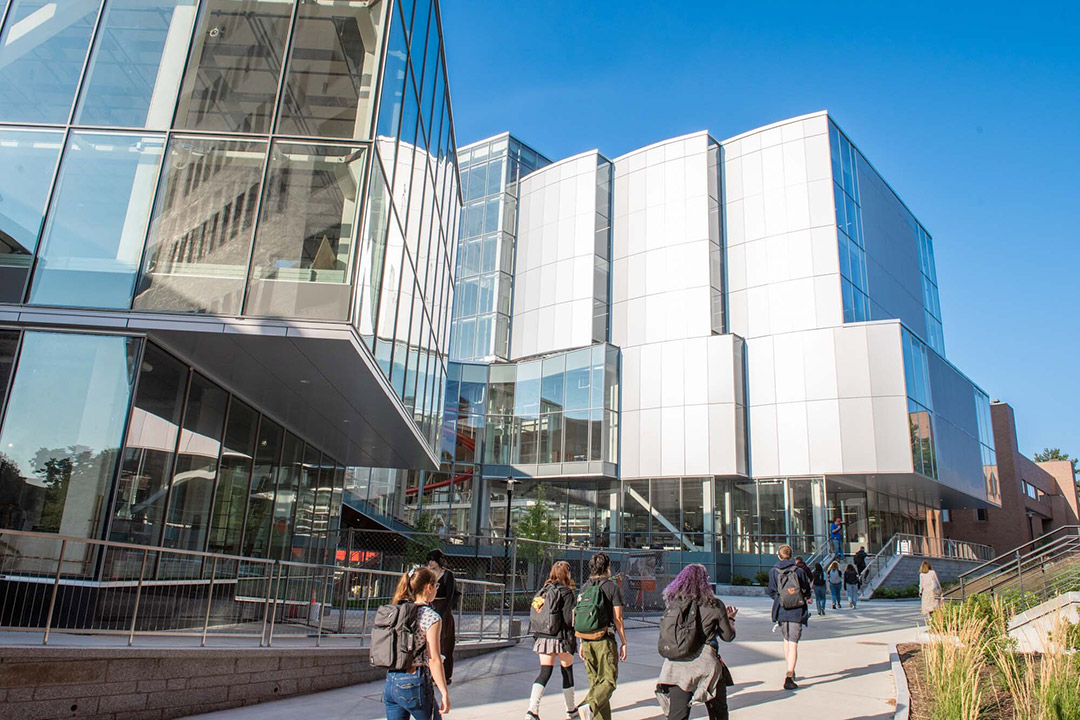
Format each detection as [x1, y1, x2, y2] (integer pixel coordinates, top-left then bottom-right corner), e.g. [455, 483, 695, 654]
[184, 596, 922, 720]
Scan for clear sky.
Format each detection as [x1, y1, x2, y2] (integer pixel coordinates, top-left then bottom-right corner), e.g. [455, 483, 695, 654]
[441, 1, 1079, 459]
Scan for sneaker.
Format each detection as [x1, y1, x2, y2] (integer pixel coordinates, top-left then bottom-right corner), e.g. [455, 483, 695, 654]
[526, 713, 540, 720]
[577, 704, 593, 720]
[784, 676, 798, 690]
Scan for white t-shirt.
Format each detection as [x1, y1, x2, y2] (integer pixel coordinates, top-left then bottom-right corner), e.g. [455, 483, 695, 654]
[414, 605, 442, 665]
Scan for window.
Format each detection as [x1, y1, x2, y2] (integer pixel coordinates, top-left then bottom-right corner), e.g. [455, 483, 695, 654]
[134, 137, 268, 315]
[269, 432, 303, 559]
[277, 0, 386, 140]
[241, 416, 282, 557]
[0, 331, 17, 413]
[112, 344, 188, 546]
[0, 0, 102, 123]
[162, 372, 227, 552]
[246, 142, 366, 320]
[0, 332, 138, 559]
[0, 128, 63, 303]
[207, 397, 257, 555]
[29, 133, 165, 309]
[75, 0, 198, 129]
[173, 0, 291, 134]
[941, 509, 950, 523]
[975, 508, 988, 522]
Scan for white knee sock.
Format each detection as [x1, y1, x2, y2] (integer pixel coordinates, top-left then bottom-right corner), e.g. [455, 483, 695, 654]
[563, 686, 576, 712]
[528, 683, 545, 714]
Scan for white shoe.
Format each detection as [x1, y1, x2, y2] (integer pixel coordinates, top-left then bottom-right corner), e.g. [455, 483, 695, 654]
[577, 704, 593, 720]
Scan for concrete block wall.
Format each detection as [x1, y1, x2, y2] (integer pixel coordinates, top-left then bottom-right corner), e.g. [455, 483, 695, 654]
[0, 642, 511, 720]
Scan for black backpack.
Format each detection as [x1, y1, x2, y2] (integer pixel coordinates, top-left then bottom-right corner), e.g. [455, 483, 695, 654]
[658, 597, 705, 660]
[777, 566, 807, 610]
[370, 602, 419, 670]
[530, 583, 566, 636]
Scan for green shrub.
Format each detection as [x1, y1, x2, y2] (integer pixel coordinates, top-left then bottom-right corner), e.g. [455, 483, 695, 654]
[754, 570, 770, 587]
[731, 574, 751, 586]
[873, 584, 919, 599]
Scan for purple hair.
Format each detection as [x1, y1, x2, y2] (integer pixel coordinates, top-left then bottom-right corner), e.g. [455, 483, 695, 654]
[662, 563, 716, 604]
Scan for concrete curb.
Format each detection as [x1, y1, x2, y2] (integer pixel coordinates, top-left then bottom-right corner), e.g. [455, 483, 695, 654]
[890, 645, 910, 720]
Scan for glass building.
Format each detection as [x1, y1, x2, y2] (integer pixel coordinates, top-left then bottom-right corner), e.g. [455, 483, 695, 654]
[346, 112, 1001, 583]
[0, 0, 460, 573]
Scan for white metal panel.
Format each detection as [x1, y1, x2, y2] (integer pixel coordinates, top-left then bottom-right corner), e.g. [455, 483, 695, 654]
[834, 325, 872, 398]
[661, 340, 685, 407]
[806, 399, 843, 473]
[839, 397, 877, 473]
[772, 332, 807, 403]
[802, 328, 839, 401]
[749, 404, 780, 477]
[639, 407, 662, 476]
[866, 322, 906, 397]
[873, 395, 913, 472]
[777, 402, 811, 475]
[709, 403, 739, 475]
[684, 404, 710, 474]
[746, 335, 776, 404]
[661, 406, 686, 476]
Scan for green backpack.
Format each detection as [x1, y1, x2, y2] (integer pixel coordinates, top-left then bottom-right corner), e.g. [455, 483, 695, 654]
[574, 580, 613, 635]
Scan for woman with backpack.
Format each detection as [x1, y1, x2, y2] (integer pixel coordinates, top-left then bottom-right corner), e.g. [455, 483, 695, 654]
[811, 563, 827, 616]
[843, 563, 861, 608]
[526, 561, 578, 720]
[827, 560, 843, 610]
[654, 564, 736, 720]
[382, 566, 450, 720]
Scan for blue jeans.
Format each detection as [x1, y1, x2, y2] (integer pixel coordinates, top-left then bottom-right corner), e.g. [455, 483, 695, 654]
[814, 585, 827, 613]
[846, 584, 859, 608]
[384, 667, 440, 720]
[829, 583, 842, 606]
[831, 537, 844, 556]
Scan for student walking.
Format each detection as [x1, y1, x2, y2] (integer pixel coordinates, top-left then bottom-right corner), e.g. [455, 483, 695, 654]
[380, 567, 450, 720]
[526, 561, 578, 720]
[843, 564, 861, 609]
[827, 560, 843, 609]
[654, 564, 737, 720]
[811, 563, 827, 616]
[854, 546, 868, 578]
[574, 553, 627, 720]
[767, 545, 811, 690]
[427, 549, 458, 684]
[919, 561, 943, 616]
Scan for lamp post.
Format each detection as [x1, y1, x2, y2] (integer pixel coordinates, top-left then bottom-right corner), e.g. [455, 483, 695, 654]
[503, 476, 519, 590]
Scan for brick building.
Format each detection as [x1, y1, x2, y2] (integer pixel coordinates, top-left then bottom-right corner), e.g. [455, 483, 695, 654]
[944, 401, 1080, 554]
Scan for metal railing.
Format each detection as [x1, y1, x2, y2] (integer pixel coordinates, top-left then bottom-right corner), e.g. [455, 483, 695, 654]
[948, 526, 1080, 610]
[0, 528, 506, 647]
[857, 533, 997, 596]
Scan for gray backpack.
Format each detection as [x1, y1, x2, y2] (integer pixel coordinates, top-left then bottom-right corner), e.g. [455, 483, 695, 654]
[370, 602, 419, 670]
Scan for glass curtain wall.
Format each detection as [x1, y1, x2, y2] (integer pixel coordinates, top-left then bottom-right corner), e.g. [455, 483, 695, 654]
[451, 136, 549, 361]
[0, 331, 138, 574]
[829, 122, 870, 323]
[903, 328, 937, 479]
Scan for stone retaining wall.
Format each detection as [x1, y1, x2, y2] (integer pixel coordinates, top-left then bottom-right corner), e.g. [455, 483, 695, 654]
[0, 641, 511, 720]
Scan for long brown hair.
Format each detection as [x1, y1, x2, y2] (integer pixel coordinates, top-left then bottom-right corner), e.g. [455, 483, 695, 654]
[920, 561, 933, 574]
[546, 561, 575, 591]
[392, 566, 436, 603]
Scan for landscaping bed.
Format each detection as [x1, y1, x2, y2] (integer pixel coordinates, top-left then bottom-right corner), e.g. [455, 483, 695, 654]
[898, 642, 1017, 720]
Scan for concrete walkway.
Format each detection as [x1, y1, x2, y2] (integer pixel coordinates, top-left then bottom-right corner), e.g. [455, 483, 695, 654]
[183, 596, 922, 720]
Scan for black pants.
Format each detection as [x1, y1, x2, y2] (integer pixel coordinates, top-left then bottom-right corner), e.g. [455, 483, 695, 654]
[666, 684, 728, 720]
[440, 611, 456, 681]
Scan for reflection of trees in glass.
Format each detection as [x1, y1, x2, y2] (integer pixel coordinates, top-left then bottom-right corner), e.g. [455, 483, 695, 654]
[0, 445, 113, 534]
[516, 485, 560, 561]
[909, 414, 936, 478]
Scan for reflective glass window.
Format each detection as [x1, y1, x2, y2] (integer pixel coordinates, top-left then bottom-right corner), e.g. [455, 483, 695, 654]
[207, 397, 257, 555]
[540, 355, 565, 412]
[0, 330, 16, 413]
[517, 416, 538, 463]
[242, 415, 282, 557]
[514, 360, 541, 417]
[277, 0, 386, 140]
[30, 133, 165, 309]
[538, 411, 562, 464]
[0, 128, 63, 303]
[246, 142, 366, 320]
[0, 332, 137, 548]
[112, 343, 187, 545]
[134, 136, 267, 314]
[564, 410, 589, 462]
[269, 431, 302, 559]
[173, 0, 291, 133]
[565, 349, 591, 411]
[356, 161, 391, 344]
[291, 444, 320, 561]
[0, 0, 102, 123]
[375, 1, 407, 141]
[75, 0, 198, 128]
[163, 372, 227, 551]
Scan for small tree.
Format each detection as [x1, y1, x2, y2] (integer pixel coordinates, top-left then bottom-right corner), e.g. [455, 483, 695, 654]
[403, 511, 441, 568]
[514, 486, 561, 589]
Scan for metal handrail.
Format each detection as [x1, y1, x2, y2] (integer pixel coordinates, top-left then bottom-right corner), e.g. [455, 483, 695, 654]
[952, 533, 1080, 604]
[955, 525, 1079, 583]
[0, 528, 509, 647]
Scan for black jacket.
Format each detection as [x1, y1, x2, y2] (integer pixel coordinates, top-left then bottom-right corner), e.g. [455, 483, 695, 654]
[854, 550, 868, 572]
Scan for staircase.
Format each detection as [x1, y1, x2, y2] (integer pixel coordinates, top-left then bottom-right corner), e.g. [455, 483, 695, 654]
[859, 533, 997, 599]
[945, 525, 1080, 612]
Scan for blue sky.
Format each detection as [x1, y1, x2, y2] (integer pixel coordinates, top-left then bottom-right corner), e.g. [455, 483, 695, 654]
[441, 1, 1079, 459]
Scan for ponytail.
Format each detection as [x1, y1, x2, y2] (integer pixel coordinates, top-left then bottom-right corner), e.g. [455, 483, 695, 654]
[392, 566, 436, 603]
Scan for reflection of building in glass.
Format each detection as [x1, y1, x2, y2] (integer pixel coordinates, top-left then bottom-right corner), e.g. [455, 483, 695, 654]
[0, 0, 459, 574]
[349, 112, 1003, 582]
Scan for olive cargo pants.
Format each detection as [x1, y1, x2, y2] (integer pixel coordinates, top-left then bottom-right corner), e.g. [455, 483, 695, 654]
[581, 636, 618, 719]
